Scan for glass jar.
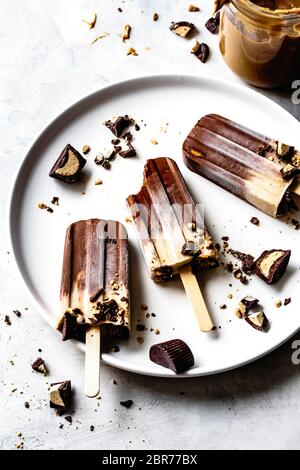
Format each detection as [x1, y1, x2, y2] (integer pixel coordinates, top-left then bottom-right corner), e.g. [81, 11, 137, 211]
[219, 0, 300, 88]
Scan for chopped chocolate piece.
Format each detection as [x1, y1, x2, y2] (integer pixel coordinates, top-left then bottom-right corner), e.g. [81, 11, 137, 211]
[49, 144, 86, 184]
[135, 123, 140, 131]
[153, 12, 159, 21]
[118, 7, 122, 12]
[181, 241, 201, 256]
[60, 312, 86, 342]
[241, 295, 259, 310]
[149, 339, 194, 374]
[205, 17, 219, 34]
[229, 249, 255, 275]
[245, 311, 269, 332]
[24, 402, 30, 409]
[4, 315, 11, 325]
[111, 138, 120, 145]
[49, 381, 72, 411]
[284, 297, 292, 306]
[136, 324, 146, 331]
[192, 42, 209, 63]
[120, 400, 133, 409]
[102, 159, 111, 169]
[188, 4, 200, 11]
[219, 304, 227, 309]
[13, 310, 21, 317]
[277, 142, 294, 159]
[94, 154, 104, 166]
[170, 21, 195, 38]
[291, 218, 299, 229]
[31, 357, 48, 375]
[114, 139, 136, 158]
[90, 425, 95, 432]
[250, 216, 260, 226]
[280, 164, 299, 181]
[46, 207, 54, 213]
[82, 145, 91, 154]
[123, 131, 133, 142]
[254, 249, 291, 284]
[112, 345, 120, 353]
[64, 416, 73, 424]
[104, 115, 133, 137]
[235, 302, 247, 319]
[222, 236, 229, 241]
[51, 197, 59, 206]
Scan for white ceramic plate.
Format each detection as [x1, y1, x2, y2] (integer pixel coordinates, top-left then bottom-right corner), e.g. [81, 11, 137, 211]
[9, 75, 300, 377]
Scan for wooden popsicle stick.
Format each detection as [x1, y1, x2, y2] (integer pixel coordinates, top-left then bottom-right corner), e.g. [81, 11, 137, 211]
[85, 326, 101, 398]
[180, 265, 214, 332]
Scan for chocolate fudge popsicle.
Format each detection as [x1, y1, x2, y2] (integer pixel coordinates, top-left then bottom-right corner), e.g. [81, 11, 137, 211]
[127, 157, 218, 332]
[57, 219, 130, 397]
[58, 219, 130, 338]
[183, 114, 299, 217]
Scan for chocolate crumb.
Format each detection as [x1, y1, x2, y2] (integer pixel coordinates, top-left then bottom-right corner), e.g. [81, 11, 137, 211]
[188, 4, 200, 11]
[64, 416, 72, 424]
[90, 425, 95, 432]
[4, 315, 11, 325]
[24, 402, 30, 409]
[151, 313, 156, 317]
[112, 346, 120, 353]
[219, 304, 227, 310]
[120, 400, 133, 409]
[250, 217, 260, 226]
[153, 12, 159, 21]
[137, 337, 144, 344]
[51, 197, 59, 206]
[118, 7, 122, 12]
[141, 304, 148, 310]
[112, 379, 118, 385]
[136, 324, 146, 331]
[284, 297, 292, 306]
[135, 123, 140, 131]
[291, 219, 300, 230]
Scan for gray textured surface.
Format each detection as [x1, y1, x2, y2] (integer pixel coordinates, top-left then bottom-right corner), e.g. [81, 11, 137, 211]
[1, 0, 300, 450]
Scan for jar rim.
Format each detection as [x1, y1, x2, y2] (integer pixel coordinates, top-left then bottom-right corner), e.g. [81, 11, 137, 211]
[231, 0, 300, 20]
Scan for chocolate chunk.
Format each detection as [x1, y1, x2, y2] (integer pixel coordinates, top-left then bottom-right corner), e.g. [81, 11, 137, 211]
[280, 164, 299, 181]
[102, 159, 111, 169]
[60, 312, 86, 342]
[104, 115, 133, 137]
[254, 249, 291, 284]
[13, 310, 21, 317]
[31, 357, 48, 375]
[4, 315, 11, 325]
[229, 249, 255, 275]
[250, 217, 260, 226]
[51, 197, 59, 206]
[135, 123, 140, 131]
[170, 21, 194, 38]
[291, 219, 299, 230]
[120, 400, 133, 409]
[284, 297, 292, 306]
[181, 241, 201, 256]
[149, 339, 194, 374]
[192, 42, 209, 63]
[245, 311, 269, 332]
[111, 138, 120, 145]
[114, 139, 136, 158]
[49, 145, 86, 184]
[276, 142, 294, 160]
[241, 295, 259, 310]
[49, 381, 72, 411]
[205, 17, 219, 34]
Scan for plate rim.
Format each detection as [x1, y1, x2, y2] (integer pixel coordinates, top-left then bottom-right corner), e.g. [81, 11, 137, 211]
[7, 73, 300, 378]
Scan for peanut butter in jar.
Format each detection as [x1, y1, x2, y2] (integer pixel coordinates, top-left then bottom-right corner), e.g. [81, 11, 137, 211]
[219, 0, 300, 88]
